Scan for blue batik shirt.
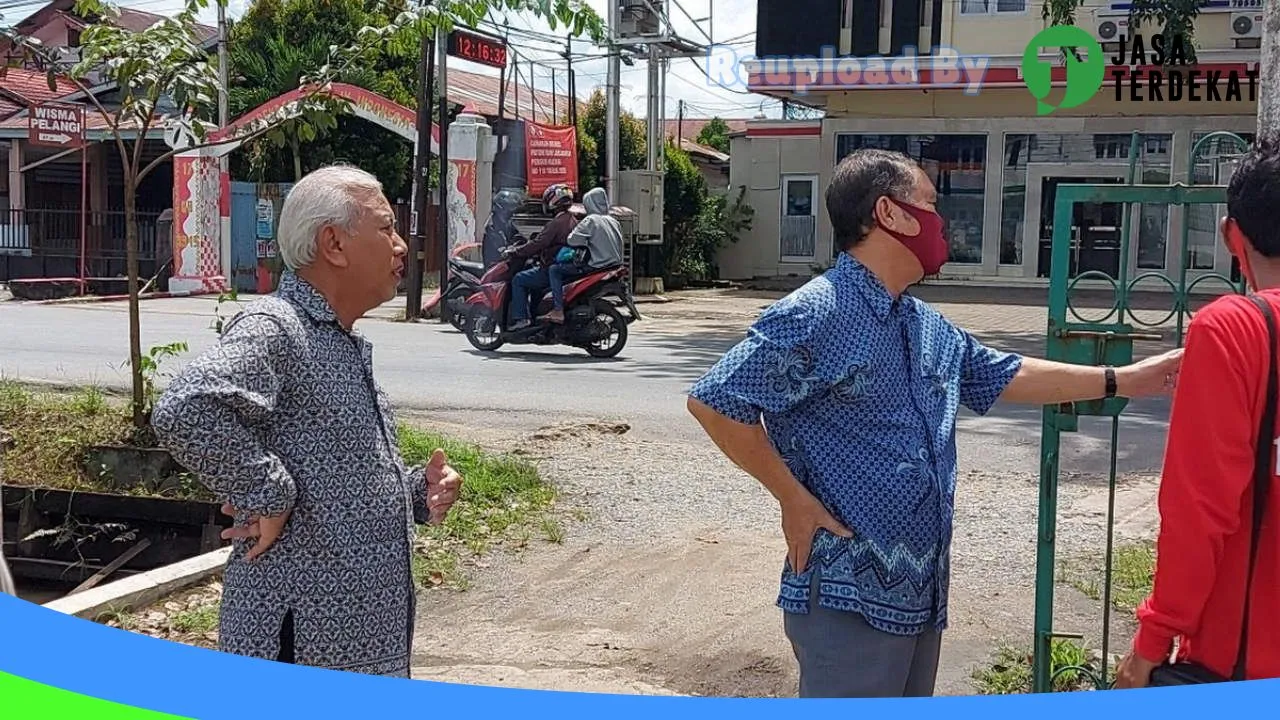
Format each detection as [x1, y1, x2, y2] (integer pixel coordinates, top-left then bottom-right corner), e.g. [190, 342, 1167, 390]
[688, 253, 1023, 636]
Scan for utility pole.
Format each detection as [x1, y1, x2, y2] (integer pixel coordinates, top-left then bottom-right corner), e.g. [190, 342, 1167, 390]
[406, 6, 434, 321]
[217, 2, 228, 129]
[659, 55, 668, 170]
[646, 45, 660, 171]
[565, 35, 578, 131]
[605, 0, 620, 201]
[217, 0, 229, 283]
[436, 23, 451, 319]
[1261, 1, 1280, 136]
[677, 98, 683, 145]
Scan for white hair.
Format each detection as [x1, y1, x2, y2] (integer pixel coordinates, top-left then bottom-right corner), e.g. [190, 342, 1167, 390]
[276, 164, 385, 271]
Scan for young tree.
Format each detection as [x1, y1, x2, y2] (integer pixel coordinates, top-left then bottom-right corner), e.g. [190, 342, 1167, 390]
[695, 117, 731, 154]
[576, 88, 646, 189]
[3, 0, 604, 433]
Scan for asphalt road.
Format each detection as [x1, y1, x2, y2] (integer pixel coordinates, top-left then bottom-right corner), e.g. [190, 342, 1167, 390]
[0, 295, 1175, 478]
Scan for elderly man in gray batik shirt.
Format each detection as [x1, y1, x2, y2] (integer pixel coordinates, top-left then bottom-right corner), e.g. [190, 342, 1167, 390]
[151, 164, 463, 677]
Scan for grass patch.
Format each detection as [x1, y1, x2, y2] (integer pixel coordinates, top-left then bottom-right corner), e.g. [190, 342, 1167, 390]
[93, 426, 560, 646]
[397, 424, 559, 590]
[1064, 541, 1155, 612]
[0, 381, 131, 491]
[104, 580, 223, 650]
[972, 639, 1112, 694]
[171, 603, 221, 634]
[0, 380, 212, 500]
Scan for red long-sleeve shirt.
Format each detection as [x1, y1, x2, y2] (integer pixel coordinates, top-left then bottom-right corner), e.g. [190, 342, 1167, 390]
[1133, 290, 1280, 679]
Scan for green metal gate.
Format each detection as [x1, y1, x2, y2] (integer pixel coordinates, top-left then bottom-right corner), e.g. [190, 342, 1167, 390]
[1030, 131, 1252, 693]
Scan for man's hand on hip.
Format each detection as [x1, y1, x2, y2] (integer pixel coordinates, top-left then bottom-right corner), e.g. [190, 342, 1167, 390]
[426, 449, 463, 525]
[781, 491, 853, 574]
[220, 502, 291, 561]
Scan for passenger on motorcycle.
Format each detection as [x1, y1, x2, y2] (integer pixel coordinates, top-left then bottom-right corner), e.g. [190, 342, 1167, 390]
[540, 186, 624, 324]
[483, 189, 527, 269]
[506, 183, 579, 330]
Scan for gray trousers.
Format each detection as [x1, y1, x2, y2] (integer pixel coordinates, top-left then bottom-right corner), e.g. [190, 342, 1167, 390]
[783, 597, 942, 698]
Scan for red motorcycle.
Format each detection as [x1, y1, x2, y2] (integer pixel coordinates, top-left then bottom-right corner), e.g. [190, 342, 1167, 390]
[462, 243, 641, 358]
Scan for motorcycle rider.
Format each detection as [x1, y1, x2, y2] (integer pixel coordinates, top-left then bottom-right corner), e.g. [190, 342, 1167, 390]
[483, 189, 527, 269]
[541, 186, 624, 324]
[506, 183, 579, 330]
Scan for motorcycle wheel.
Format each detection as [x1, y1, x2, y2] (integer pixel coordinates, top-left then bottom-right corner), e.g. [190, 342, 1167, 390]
[583, 301, 628, 359]
[444, 287, 471, 331]
[464, 306, 505, 352]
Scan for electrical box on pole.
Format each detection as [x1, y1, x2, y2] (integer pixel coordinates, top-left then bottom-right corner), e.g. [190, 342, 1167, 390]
[616, 169, 664, 244]
[617, 0, 664, 39]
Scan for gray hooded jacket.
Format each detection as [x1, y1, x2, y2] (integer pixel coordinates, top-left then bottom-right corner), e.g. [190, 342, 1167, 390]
[566, 187, 624, 269]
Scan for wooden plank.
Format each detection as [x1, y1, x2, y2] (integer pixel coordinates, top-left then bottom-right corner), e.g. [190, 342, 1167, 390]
[44, 547, 231, 620]
[67, 537, 152, 596]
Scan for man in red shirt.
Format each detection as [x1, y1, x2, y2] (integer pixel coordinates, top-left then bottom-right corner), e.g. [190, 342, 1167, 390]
[1116, 135, 1280, 687]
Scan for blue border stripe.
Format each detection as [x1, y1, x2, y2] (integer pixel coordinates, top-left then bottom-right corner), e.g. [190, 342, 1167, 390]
[5, 594, 1280, 717]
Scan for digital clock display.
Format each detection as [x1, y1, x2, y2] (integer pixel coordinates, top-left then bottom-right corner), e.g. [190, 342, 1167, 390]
[447, 29, 508, 69]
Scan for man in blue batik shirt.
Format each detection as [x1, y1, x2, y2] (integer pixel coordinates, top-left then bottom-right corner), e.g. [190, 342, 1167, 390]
[687, 148, 1183, 698]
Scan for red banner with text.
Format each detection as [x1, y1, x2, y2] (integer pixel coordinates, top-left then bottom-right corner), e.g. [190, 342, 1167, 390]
[524, 122, 578, 198]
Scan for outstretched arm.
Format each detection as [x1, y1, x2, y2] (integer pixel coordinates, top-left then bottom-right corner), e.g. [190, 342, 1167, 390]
[998, 351, 1182, 405]
[950, 323, 1182, 408]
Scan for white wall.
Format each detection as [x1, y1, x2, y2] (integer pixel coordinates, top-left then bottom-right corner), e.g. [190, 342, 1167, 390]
[721, 132, 823, 280]
[722, 109, 1257, 283]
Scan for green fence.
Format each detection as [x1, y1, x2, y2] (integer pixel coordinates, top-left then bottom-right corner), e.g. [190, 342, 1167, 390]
[1030, 131, 1251, 693]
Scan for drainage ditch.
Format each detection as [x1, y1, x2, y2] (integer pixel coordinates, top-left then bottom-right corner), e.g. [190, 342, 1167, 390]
[2, 485, 231, 606]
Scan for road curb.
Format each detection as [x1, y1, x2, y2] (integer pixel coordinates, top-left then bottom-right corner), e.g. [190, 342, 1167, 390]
[37, 289, 217, 306]
[42, 546, 230, 620]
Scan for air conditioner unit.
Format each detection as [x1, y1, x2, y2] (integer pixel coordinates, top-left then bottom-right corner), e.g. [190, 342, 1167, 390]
[1230, 12, 1263, 40]
[1093, 13, 1129, 45]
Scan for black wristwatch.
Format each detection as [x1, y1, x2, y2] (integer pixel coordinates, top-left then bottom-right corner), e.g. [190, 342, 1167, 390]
[1103, 366, 1117, 398]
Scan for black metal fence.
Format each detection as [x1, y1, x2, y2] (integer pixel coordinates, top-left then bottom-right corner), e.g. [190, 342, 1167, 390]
[0, 208, 165, 283]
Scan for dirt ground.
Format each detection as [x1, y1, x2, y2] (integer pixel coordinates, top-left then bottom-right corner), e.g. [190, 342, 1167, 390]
[403, 286, 1170, 697]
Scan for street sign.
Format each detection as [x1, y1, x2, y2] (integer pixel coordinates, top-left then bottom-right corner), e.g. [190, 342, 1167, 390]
[28, 102, 85, 148]
[446, 28, 508, 69]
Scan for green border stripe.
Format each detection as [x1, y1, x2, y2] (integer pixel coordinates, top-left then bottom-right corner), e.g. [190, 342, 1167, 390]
[0, 670, 193, 719]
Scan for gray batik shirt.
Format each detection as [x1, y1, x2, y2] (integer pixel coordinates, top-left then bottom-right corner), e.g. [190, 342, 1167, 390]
[151, 272, 432, 677]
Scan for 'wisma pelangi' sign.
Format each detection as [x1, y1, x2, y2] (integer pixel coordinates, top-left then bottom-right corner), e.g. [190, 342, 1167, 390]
[28, 103, 85, 148]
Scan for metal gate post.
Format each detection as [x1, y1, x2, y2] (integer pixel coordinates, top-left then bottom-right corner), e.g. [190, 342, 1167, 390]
[1031, 180, 1238, 692]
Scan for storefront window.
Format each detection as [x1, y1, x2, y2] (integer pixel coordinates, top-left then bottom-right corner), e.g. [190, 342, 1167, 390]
[998, 133, 1173, 270]
[835, 134, 988, 264]
[1186, 132, 1254, 272]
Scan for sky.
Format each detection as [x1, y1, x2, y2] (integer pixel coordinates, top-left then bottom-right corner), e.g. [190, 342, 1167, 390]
[0, 0, 785, 121]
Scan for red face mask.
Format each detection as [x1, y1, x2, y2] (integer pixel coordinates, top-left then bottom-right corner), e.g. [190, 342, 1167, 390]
[880, 198, 949, 276]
